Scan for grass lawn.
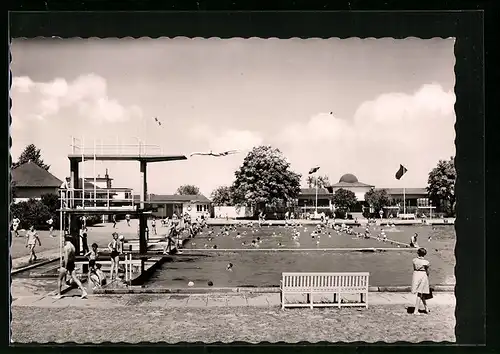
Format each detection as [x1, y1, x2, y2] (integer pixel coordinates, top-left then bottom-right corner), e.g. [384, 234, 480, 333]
[11, 220, 170, 260]
[11, 304, 455, 343]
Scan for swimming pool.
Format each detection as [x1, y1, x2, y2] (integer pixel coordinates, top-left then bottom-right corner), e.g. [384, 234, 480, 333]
[145, 224, 455, 288]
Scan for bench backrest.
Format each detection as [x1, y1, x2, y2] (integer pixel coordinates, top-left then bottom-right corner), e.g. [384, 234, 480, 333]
[282, 272, 369, 291]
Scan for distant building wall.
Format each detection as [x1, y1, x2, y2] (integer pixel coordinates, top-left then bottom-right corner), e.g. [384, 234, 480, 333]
[214, 206, 253, 219]
[14, 187, 59, 199]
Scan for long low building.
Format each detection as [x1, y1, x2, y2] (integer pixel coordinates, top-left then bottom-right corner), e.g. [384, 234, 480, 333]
[135, 194, 212, 219]
[297, 173, 432, 215]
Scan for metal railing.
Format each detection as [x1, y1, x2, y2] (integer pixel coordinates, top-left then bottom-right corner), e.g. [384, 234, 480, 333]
[59, 188, 136, 210]
[70, 136, 164, 156]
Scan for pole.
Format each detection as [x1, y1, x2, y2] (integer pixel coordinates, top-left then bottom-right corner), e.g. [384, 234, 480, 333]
[59, 191, 63, 271]
[315, 175, 318, 214]
[93, 139, 97, 207]
[82, 136, 85, 209]
[403, 187, 406, 215]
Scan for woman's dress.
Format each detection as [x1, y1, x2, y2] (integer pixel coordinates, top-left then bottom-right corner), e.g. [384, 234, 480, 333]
[411, 257, 430, 294]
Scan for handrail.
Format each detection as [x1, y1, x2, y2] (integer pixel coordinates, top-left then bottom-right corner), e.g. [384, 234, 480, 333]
[59, 188, 135, 210]
[69, 137, 164, 156]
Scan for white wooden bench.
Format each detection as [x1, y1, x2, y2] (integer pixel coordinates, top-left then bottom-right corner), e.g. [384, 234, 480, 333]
[280, 272, 369, 309]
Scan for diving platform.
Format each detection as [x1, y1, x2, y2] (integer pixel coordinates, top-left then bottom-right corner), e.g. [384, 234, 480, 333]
[67, 154, 187, 163]
[68, 136, 187, 163]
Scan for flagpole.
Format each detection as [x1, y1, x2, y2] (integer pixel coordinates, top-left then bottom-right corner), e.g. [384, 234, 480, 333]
[403, 187, 406, 215]
[315, 176, 318, 214]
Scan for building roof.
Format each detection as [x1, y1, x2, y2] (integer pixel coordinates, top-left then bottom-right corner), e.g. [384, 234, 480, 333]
[134, 194, 211, 203]
[299, 188, 331, 196]
[377, 187, 428, 196]
[12, 161, 63, 188]
[329, 181, 375, 188]
[327, 173, 374, 188]
[339, 173, 359, 183]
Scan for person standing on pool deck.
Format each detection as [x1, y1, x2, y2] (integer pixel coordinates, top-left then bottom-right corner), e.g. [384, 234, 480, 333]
[410, 233, 419, 248]
[112, 214, 117, 228]
[108, 232, 122, 281]
[151, 217, 157, 235]
[25, 226, 41, 263]
[411, 247, 431, 314]
[47, 216, 54, 237]
[12, 216, 20, 237]
[125, 214, 131, 227]
[80, 228, 90, 254]
[54, 235, 87, 299]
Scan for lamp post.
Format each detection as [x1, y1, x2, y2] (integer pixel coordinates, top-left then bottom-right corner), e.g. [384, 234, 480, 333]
[429, 200, 433, 219]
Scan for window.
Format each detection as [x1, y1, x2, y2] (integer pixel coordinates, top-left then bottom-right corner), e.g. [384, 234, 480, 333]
[203, 205, 208, 212]
[417, 198, 429, 207]
[196, 205, 202, 212]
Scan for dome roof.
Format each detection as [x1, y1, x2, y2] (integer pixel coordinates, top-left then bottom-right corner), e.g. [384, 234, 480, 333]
[339, 173, 359, 183]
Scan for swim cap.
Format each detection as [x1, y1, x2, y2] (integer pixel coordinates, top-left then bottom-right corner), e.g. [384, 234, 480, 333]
[188, 281, 194, 287]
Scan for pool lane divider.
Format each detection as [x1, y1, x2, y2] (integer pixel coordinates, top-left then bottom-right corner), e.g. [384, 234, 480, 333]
[92, 284, 455, 295]
[178, 247, 415, 252]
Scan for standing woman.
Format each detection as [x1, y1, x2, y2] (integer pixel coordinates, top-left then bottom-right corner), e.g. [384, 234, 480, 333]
[411, 247, 431, 314]
[108, 232, 121, 281]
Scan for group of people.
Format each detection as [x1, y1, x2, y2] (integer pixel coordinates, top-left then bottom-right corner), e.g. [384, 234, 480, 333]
[54, 230, 127, 299]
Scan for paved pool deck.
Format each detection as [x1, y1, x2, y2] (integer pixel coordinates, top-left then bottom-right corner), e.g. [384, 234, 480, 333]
[12, 291, 455, 309]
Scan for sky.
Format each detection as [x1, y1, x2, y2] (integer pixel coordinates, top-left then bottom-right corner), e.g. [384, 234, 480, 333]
[10, 37, 456, 197]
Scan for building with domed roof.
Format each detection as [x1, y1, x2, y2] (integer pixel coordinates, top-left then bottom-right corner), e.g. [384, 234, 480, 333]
[297, 172, 430, 216]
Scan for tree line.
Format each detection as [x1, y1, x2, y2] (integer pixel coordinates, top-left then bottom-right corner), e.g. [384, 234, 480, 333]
[11, 143, 457, 221]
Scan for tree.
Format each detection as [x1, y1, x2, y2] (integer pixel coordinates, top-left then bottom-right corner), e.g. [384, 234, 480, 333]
[364, 188, 391, 215]
[332, 188, 358, 213]
[306, 175, 331, 189]
[41, 193, 59, 216]
[231, 146, 301, 210]
[211, 186, 233, 206]
[10, 199, 52, 229]
[14, 144, 50, 170]
[176, 184, 200, 196]
[427, 157, 456, 216]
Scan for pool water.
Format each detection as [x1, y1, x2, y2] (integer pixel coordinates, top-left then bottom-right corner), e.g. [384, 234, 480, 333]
[145, 224, 455, 288]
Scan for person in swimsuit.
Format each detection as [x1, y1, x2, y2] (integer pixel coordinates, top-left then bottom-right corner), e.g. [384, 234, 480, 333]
[411, 247, 431, 314]
[89, 263, 107, 289]
[410, 233, 419, 248]
[112, 214, 117, 228]
[125, 214, 131, 227]
[54, 235, 87, 299]
[108, 232, 122, 281]
[151, 217, 157, 235]
[12, 217, 20, 237]
[25, 226, 41, 263]
[47, 217, 54, 237]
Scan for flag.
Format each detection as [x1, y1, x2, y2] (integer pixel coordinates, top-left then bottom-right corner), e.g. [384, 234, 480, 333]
[395, 164, 408, 180]
[309, 166, 320, 174]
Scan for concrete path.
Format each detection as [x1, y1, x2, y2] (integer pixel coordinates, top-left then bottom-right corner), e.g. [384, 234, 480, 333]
[12, 292, 455, 309]
[12, 250, 60, 270]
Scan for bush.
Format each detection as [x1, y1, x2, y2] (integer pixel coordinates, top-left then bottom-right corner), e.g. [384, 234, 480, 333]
[11, 199, 52, 230]
[334, 210, 347, 219]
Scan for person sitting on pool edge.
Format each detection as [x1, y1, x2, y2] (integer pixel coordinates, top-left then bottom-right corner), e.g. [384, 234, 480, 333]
[89, 263, 107, 289]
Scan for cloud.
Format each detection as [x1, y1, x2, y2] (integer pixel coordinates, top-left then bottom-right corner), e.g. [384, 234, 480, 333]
[10, 74, 142, 124]
[189, 125, 264, 152]
[276, 83, 456, 187]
